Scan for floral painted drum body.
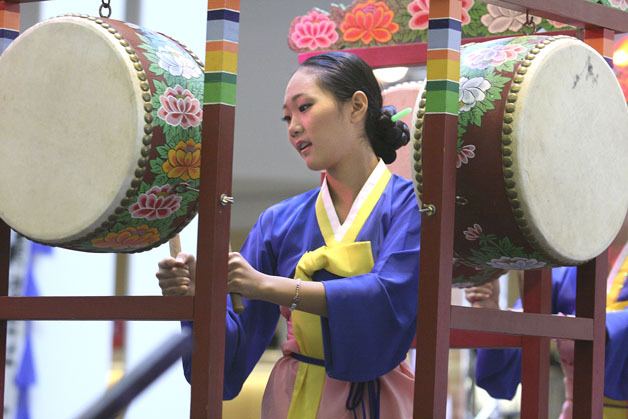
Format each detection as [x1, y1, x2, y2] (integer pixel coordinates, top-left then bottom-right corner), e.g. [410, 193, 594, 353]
[412, 36, 628, 287]
[0, 15, 204, 252]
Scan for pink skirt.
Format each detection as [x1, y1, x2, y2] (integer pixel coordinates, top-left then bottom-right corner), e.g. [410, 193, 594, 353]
[261, 353, 415, 419]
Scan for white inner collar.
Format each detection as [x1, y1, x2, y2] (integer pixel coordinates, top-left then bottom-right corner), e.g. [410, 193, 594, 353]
[320, 159, 387, 243]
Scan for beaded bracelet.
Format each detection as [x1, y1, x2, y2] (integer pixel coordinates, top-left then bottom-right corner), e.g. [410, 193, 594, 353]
[289, 279, 302, 311]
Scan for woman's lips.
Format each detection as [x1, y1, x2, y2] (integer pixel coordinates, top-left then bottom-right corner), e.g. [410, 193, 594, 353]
[296, 140, 312, 153]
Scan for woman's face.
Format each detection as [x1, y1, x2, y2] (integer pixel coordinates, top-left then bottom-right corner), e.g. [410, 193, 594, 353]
[282, 69, 362, 172]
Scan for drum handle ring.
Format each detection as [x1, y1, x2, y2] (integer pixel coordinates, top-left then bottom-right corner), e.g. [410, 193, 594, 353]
[99, 0, 112, 18]
[220, 194, 235, 206]
[419, 204, 436, 216]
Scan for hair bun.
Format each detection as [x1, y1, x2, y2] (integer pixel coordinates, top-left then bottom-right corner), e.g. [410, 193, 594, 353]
[373, 106, 410, 163]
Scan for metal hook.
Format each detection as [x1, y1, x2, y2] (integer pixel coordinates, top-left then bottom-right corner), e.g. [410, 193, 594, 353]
[99, 0, 112, 18]
[523, 9, 537, 34]
[220, 194, 235, 206]
[419, 204, 436, 216]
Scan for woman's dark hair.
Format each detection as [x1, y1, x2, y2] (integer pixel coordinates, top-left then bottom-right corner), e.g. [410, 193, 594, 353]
[299, 52, 410, 164]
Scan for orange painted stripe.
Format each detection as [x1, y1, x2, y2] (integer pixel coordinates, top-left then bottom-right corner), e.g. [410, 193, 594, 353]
[429, 0, 461, 20]
[207, 0, 240, 11]
[206, 40, 238, 53]
[427, 49, 460, 61]
[0, 10, 20, 30]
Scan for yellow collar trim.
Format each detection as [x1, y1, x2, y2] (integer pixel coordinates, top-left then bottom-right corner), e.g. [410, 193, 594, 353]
[316, 161, 392, 246]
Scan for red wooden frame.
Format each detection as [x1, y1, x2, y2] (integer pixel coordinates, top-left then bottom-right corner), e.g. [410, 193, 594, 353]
[296, 2, 623, 419]
[0, 0, 624, 418]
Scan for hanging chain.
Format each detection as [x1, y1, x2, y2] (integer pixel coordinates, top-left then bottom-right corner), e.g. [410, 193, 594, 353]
[99, 0, 112, 18]
[522, 10, 537, 35]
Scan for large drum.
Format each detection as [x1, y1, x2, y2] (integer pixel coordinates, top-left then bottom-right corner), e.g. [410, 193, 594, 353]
[411, 35, 628, 287]
[0, 15, 204, 252]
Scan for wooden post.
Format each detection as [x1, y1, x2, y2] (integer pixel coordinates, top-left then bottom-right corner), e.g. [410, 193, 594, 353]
[573, 255, 608, 419]
[413, 0, 460, 417]
[0, 0, 19, 412]
[190, 1, 239, 417]
[520, 268, 552, 419]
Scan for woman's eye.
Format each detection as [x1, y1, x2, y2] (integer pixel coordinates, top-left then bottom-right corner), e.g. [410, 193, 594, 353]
[298, 103, 311, 112]
[281, 115, 291, 123]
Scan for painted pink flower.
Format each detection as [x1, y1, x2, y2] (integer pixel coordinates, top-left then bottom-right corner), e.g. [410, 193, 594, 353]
[129, 184, 182, 220]
[456, 144, 476, 168]
[466, 43, 526, 69]
[157, 85, 202, 129]
[289, 9, 339, 51]
[407, 0, 474, 30]
[480, 5, 541, 33]
[463, 224, 483, 241]
[547, 19, 570, 29]
[609, 0, 628, 11]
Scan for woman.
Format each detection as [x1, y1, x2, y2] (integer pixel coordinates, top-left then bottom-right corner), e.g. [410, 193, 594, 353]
[157, 52, 421, 419]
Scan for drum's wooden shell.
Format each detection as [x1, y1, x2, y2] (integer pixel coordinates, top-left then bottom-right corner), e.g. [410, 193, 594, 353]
[412, 35, 628, 287]
[0, 15, 204, 252]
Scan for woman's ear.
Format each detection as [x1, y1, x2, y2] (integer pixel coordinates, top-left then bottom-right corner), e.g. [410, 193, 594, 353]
[350, 90, 368, 123]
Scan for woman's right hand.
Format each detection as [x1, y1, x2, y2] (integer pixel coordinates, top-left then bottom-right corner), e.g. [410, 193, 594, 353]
[156, 253, 197, 296]
[464, 279, 500, 309]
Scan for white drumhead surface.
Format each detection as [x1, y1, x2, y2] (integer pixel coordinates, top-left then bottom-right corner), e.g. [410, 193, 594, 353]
[0, 17, 143, 242]
[513, 38, 628, 264]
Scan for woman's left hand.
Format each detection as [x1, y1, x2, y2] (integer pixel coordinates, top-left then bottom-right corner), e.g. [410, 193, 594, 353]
[227, 252, 268, 299]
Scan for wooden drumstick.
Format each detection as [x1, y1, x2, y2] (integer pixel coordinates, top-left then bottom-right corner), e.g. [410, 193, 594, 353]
[228, 243, 245, 314]
[168, 235, 244, 314]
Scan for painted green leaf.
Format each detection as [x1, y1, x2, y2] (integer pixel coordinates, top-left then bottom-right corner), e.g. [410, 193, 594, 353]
[155, 174, 169, 185]
[156, 145, 169, 159]
[150, 158, 163, 174]
[149, 63, 165, 77]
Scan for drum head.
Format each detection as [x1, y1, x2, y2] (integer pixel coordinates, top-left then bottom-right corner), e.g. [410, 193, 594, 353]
[513, 38, 628, 264]
[0, 17, 144, 243]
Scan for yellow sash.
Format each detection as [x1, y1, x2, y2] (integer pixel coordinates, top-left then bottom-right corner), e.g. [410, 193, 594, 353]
[604, 396, 628, 419]
[607, 253, 628, 312]
[286, 167, 392, 419]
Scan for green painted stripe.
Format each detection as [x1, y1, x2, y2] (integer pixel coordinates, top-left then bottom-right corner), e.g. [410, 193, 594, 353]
[426, 80, 458, 94]
[425, 89, 459, 114]
[204, 72, 237, 84]
[204, 82, 237, 106]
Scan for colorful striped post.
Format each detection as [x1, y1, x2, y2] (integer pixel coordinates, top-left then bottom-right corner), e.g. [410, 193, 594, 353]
[0, 1, 19, 55]
[191, 0, 240, 417]
[413, 0, 460, 417]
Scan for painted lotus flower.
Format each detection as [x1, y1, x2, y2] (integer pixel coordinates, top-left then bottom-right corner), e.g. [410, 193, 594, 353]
[91, 225, 161, 250]
[158, 85, 203, 129]
[157, 44, 202, 79]
[457, 144, 476, 168]
[289, 9, 339, 50]
[459, 76, 491, 111]
[407, 0, 474, 30]
[609, 0, 628, 11]
[340, 0, 399, 44]
[480, 5, 542, 33]
[487, 256, 546, 270]
[547, 19, 570, 29]
[162, 140, 201, 181]
[465, 43, 526, 69]
[129, 184, 182, 220]
[463, 224, 483, 241]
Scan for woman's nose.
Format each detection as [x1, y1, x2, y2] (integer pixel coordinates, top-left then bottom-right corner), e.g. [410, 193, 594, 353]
[289, 121, 302, 138]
